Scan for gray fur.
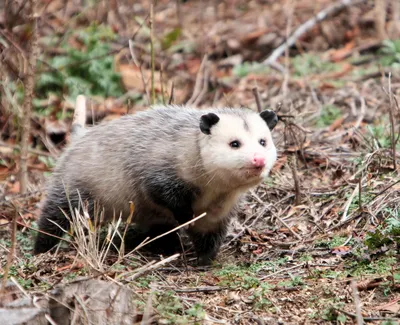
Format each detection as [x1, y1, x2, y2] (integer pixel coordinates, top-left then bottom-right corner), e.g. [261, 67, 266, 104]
[34, 105, 276, 264]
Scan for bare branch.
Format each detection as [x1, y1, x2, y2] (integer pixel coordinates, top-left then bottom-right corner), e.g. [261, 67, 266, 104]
[19, 0, 39, 194]
[150, 2, 156, 105]
[252, 87, 263, 113]
[263, 0, 364, 66]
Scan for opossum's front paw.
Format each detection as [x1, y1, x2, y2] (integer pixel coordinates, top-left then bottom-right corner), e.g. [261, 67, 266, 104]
[197, 253, 216, 266]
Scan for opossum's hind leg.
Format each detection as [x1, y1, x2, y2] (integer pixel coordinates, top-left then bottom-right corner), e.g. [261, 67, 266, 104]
[34, 196, 71, 255]
[188, 221, 229, 266]
[34, 189, 94, 255]
[122, 223, 182, 255]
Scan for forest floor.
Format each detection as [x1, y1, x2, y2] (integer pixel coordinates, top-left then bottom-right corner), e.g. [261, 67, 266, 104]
[0, 0, 400, 324]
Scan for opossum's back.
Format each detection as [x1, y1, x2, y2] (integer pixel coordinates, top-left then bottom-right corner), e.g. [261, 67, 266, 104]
[49, 108, 200, 208]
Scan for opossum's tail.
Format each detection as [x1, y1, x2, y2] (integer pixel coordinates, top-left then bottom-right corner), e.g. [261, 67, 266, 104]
[71, 95, 87, 137]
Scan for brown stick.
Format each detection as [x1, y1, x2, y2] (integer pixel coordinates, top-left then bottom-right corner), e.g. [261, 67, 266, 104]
[0, 203, 17, 293]
[150, 2, 155, 105]
[186, 55, 208, 106]
[160, 63, 165, 105]
[358, 173, 363, 211]
[252, 87, 263, 113]
[165, 286, 226, 293]
[351, 281, 363, 325]
[290, 154, 301, 205]
[128, 40, 150, 105]
[263, 0, 364, 66]
[168, 81, 175, 105]
[387, 73, 397, 170]
[19, 0, 39, 194]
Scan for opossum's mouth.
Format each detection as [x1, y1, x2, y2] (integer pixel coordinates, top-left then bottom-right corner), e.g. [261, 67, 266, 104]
[242, 166, 264, 178]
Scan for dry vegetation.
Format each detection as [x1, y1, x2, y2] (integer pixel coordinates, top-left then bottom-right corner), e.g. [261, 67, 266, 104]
[0, 0, 400, 324]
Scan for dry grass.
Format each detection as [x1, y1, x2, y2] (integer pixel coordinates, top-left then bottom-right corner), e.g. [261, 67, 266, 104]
[0, 0, 399, 324]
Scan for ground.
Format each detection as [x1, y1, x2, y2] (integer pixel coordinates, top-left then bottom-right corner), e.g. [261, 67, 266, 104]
[0, 0, 399, 324]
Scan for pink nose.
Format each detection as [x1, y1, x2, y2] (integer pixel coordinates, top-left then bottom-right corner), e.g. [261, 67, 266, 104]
[252, 154, 265, 167]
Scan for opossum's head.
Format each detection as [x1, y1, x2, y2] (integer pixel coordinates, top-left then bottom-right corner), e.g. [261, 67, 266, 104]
[199, 109, 278, 186]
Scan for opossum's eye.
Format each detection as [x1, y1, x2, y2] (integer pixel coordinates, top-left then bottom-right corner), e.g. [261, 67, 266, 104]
[259, 139, 266, 147]
[230, 140, 241, 148]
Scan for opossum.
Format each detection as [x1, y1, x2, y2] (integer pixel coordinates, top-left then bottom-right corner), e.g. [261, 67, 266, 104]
[34, 96, 278, 265]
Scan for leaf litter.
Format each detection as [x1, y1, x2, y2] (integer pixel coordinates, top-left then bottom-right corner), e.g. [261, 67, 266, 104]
[0, 0, 400, 324]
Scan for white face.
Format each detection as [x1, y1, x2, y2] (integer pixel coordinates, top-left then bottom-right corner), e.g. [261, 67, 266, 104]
[199, 112, 277, 187]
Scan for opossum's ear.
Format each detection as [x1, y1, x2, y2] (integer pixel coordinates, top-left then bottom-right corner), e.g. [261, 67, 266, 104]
[260, 109, 278, 130]
[200, 113, 220, 135]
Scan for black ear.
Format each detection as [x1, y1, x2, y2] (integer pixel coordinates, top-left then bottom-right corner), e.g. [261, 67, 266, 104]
[200, 113, 220, 135]
[260, 109, 278, 130]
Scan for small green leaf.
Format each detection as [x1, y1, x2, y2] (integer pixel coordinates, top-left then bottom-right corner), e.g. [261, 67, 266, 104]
[162, 28, 182, 50]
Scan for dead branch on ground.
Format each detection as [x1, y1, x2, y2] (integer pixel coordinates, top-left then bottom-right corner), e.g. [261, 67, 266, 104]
[263, 0, 365, 67]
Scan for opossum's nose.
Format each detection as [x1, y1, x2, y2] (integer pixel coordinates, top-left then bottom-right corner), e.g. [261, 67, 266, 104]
[252, 154, 265, 167]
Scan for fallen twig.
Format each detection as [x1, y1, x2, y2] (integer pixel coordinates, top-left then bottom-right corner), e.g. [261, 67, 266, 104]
[260, 263, 305, 280]
[341, 184, 359, 222]
[187, 55, 208, 106]
[351, 281, 363, 325]
[263, 0, 364, 66]
[125, 254, 180, 281]
[336, 307, 399, 322]
[223, 205, 270, 249]
[126, 212, 207, 255]
[165, 286, 226, 293]
[276, 214, 302, 240]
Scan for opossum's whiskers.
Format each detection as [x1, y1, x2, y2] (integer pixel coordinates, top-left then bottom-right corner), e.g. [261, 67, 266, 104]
[205, 171, 218, 186]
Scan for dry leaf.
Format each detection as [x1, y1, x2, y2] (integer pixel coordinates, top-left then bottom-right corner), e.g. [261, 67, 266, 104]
[331, 246, 351, 255]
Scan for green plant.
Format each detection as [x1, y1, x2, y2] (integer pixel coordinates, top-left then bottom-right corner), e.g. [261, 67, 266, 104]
[38, 156, 56, 169]
[154, 291, 205, 324]
[299, 254, 313, 263]
[321, 307, 346, 322]
[0, 264, 35, 289]
[315, 235, 352, 249]
[365, 214, 400, 250]
[232, 62, 270, 77]
[321, 270, 343, 279]
[316, 104, 342, 128]
[382, 321, 399, 325]
[16, 231, 34, 255]
[185, 303, 206, 320]
[379, 39, 400, 68]
[278, 275, 304, 288]
[36, 23, 123, 104]
[215, 264, 260, 289]
[292, 53, 339, 77]
[162, 28, 182, 50]
[249, 257, 289, 273]
[367, 122, 400, 151]
[136, 275, 157, 288]
[248, 282, 273, 310]
[348, 256, 397, 276]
